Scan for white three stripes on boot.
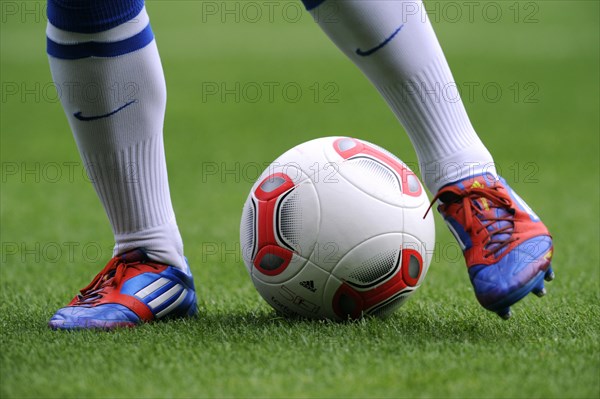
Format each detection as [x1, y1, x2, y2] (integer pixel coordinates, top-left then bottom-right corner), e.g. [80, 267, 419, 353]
[148, 284, 183, 309]
[134, 277, 170, 298]
[133, 277, 188, 318]
[155, 289, 187, 318]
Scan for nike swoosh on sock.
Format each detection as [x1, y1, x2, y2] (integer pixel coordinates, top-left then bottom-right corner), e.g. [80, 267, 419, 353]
[73, 100, 137, 121]
[356, 24, 404, 57]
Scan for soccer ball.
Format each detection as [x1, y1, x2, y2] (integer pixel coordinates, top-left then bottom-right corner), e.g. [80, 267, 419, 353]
[240, 137, 435, 320]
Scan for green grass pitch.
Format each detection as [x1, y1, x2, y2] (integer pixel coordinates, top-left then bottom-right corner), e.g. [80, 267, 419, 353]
[1, 1, 599, 398]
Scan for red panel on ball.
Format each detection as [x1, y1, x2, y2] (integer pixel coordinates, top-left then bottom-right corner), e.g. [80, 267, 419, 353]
[333, 137, 422, 197]
[253, 245, 293, 276]
[401, 249, 423, 287]
[333, 265, 408, 319]
[254, 173, 295, 201]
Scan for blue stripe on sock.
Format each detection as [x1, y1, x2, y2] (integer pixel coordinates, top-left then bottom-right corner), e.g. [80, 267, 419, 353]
[47, 23, 154, 59]
[47, 0, 145, 34]
[300, 0, 327, 11]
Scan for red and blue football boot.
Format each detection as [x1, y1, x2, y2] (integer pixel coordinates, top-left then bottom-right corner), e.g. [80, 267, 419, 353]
[427, 173, 554, 319]
[49, 249, 197, 330]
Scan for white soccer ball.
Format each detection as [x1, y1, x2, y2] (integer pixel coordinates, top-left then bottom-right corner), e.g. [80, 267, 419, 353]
[240, 137, 435, 320]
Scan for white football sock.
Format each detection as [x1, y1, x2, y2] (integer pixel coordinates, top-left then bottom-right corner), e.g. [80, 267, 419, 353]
[305, 0, 497, 192]
[47, 7, 186, 270]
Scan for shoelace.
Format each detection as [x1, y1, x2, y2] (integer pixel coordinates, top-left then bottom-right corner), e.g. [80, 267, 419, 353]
[425, 184, 518, 257]
[74, 257, 159, 305]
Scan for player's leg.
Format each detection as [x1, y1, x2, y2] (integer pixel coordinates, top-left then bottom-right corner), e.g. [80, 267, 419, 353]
[301, 0, 553, 318]
[47, 0, 196, 329]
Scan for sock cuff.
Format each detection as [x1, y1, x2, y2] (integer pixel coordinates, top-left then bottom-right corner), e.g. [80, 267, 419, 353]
[47, 0, 145, 34]
[47, 24, 154, 59]
[301, 0, 327, 10]
[46, 6, 153, 59]
[47, 6, 149, 44]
